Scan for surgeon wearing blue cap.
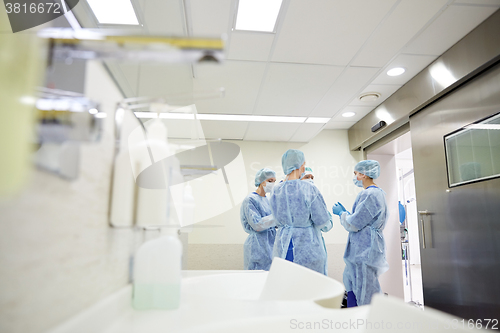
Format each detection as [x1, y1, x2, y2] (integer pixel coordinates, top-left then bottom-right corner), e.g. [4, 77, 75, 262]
[240, 168, 277, 270]
[269, 150, 333, 275]
[332, 160, 389, 307]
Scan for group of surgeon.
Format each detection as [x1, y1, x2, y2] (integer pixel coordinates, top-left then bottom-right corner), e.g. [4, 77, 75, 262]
[240, 149, 389, 307]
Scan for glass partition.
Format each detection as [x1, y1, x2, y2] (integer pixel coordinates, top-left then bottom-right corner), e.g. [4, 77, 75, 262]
[444, 112, 500, 187]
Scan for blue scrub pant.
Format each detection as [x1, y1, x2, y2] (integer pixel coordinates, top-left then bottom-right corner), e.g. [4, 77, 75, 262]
[285, 239, 294, 262]
[347, 291, 358, 307]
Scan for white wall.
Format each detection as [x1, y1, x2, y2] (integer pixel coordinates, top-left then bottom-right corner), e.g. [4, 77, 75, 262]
[186, 130, 363, 281]
[0, 61, 136, 333]
[188, 130, 362, 245]
[367, 153, 405, 300]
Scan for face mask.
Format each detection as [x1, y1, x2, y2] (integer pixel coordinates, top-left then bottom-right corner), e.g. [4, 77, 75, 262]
[303, 179, 314, 185]
[300, 172, 305, 179]
[264, 181, 275, 193]
[353, 175, 363, 187]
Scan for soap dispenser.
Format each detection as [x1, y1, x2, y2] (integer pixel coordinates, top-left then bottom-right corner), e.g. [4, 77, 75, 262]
[133, 226, 182, 310]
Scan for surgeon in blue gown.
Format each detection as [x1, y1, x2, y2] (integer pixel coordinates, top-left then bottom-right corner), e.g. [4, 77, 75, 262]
[332, 160, 389, 307]
[240, 168, 277, 271]
[269, 150, 333, 275]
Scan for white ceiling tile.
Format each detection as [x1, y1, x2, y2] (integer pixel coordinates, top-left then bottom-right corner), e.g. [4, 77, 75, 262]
[199, 120, 248, 140]
[137, 64, 193, 97]
[310, 66, 380, 117]
[349, 84, 402, 107]
[323, 121, 356, 130]
[244, 122, 302, 141]
[289, 124, 325, 142]
[332, 106, 375, 122]
[255, 63, 344, 116]
[454, 0, 500, 4]
[193, 61, 267, 114]
[372, 54, 437, 85]
[189, 0, 233, 36]
[403, 5, 499, 56]
[161, 119, 202, 139]
[142, 0, 186, 35]
[272, 0, 398, 65]
[117, 64, 140, 96]
[227, 32, 275, 62]
[351, 0, 448, 67]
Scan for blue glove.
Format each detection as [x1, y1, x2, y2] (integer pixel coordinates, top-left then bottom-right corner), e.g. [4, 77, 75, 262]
[332, 202, 347, 216]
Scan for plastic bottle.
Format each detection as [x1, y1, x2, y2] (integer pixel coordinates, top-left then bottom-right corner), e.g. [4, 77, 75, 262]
[132, 227, 182, 310]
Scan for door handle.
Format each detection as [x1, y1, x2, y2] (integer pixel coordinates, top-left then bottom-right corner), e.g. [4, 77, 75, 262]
[418, 211, 433, 249]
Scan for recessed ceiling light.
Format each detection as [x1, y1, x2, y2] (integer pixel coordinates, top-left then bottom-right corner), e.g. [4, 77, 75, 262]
[359, 92, 381, 102]
[235, 0, 283, 32]
[342, 112, 356, 118]
[387, 67, 406, 76]
[87, 0, 139, 25]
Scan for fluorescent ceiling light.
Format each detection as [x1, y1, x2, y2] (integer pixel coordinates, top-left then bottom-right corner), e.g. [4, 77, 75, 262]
[387, 67, 405, 76]
[89, 108, 98, 114]
[196, 114, 306, 123]
[305, 118, 330, 124]
[465, 124, 500, 130]
[342, 112, 356, 118]
[134, 112, 158, 119]
[87, 0, 139, 25]
[235, 0, 283, 32]
[159, 113, 195, 120]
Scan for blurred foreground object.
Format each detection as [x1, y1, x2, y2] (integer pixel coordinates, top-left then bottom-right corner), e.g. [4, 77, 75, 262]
[39, 28, 225, 64]
[0, 11, 46, 196]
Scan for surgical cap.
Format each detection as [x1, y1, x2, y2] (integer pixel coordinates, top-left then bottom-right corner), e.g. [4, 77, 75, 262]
[255, 168, 276, 187]
[301, 167, 313, 179]
[281, 149, 305, 175]
[354, 160, 381, 179]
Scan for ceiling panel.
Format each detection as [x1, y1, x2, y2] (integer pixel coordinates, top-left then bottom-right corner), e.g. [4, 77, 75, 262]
[254, 63, 344, 116]
[192, 61, 267, 114]
[323, 121, 356, 130]
[349, 84, 402, 107]
[227, 32, 275, 62]
[289, 124, 325, 142]
[244, 122, 302, 141]
[454, 0, 500, 4]
[118, 64, 140, 96]
[162, 119, 203, 139]
[332, 105, 375, 123]
[351, 0, 448, 67]
[310, 66, 380, 117]
[272, 0, 397, 66]
[189, 0, 232, 36]
[142, 0, 186, 35]
[372, 54, 437, 85]
[199, 120, 248, 140]
[137, 64, 193, 97]
[403, 5, 499, 56]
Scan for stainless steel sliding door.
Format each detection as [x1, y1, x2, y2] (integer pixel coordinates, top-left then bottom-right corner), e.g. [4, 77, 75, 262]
[410, 62, 500, 319]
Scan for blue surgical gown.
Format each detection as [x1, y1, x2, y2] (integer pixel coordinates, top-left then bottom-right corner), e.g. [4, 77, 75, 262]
[240, 192, 276, 271]
[341, 186, 389, 306]
[269, 180, 333, 275]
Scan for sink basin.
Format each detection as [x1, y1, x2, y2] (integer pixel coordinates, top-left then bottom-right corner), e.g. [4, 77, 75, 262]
[183, 271, 268, 301]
